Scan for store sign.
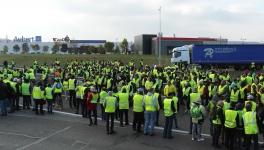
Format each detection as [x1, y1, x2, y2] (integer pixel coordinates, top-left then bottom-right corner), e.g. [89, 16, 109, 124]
[53, 35, 70, 43]
[13, 36, 42, 42]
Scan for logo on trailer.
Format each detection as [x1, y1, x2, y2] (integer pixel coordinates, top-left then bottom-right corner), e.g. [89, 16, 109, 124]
[204, 48, 214, 58]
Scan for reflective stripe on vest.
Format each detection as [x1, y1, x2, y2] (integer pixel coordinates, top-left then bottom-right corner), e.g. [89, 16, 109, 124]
[225, 110, 237, 128]
[243, 112, 258, 134]
[133, 94, 144, 112]
[164, 98, 173, 117]
[118, 93, 129, 109]
[230, 90, 239, 102]
[105, 96, 116, 113]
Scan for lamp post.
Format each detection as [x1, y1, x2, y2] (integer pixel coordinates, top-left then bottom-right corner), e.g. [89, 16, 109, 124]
[158, 6, 162, 65]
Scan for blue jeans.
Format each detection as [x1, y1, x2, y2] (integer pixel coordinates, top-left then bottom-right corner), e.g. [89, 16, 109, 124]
[0, 99, 7, 115]
[144, 111, 156, 135]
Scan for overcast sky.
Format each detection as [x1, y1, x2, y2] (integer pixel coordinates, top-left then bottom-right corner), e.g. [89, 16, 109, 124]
[0, 0, 263, 42]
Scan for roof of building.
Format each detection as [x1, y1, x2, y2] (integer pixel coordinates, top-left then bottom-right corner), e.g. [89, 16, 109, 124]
[153, 37, 217, 42]
[70, 40, 106, 43]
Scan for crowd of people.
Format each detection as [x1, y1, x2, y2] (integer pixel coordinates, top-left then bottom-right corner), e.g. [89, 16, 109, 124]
[0, 59, 263, 150]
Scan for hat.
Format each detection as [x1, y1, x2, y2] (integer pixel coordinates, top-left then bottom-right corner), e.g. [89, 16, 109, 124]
[137, 88, 144, 92]
[90, 87, 97, 92]
[247, 94, 254, 100]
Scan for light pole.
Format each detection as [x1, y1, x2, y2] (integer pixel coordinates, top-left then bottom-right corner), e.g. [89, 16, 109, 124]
[158, 6, 162, 65]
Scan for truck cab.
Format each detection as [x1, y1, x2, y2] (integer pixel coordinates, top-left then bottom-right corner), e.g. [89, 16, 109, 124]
[171, 45, 192, 64]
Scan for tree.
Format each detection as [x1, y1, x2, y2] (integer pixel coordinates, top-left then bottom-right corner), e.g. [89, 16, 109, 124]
[52, 42, 60, 54]
[120, 38, 128, 54]
[22, 43, 30, 54]
[13, 44, 20, 53]
[60, 44, 68, 53]
[104, 42, 114, 53]
[3, 45, 8, 54]
[98, 45, 106, 54]
[43, 45, 49, 52]
[114, 45, 120, 54]
[32, 44, 40, 52]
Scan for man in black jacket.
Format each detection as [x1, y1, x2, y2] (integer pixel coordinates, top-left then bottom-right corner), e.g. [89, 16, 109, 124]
[0, 78, 8, 116]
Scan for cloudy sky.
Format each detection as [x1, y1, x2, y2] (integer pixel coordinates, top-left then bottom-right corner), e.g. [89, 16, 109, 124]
[0, 0, 263, 42]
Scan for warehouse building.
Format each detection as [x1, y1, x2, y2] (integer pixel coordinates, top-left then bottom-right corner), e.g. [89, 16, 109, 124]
[134, 34, 228, 55]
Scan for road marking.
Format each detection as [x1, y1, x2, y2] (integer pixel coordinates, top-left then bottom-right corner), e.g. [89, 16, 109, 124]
[0, 131, 41, 139]
[17, 126, 72, 150]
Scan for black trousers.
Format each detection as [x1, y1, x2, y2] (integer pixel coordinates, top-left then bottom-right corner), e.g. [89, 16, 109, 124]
[133, 112, 144, 131]
[47, 100, 53, 113]
[163, 115, 173, 138]
[119, 109, 128, 126]
[76, 98, 83, 114]
[88, 109, 97, 125]
[14, 94, 20, 110]
[34, 99, 44, 114]
[245, 134, 258, 150]
[212, 124, 222, 146]
[225, 127, 236, 150]
[23, 95, 31, 109]
[100, 104, 105, 120]
[106, 113, 115, 133]
[69, 90, 76, 108]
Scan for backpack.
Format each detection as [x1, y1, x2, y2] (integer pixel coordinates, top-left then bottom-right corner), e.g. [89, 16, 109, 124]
[56, 82, 62, 89]
[190, 105, 202, 119]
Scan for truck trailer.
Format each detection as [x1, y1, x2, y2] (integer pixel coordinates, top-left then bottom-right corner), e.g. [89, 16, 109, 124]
[171, 44, 264, 69]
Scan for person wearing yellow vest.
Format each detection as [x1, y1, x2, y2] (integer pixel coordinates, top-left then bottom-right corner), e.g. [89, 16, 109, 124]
[190, 100, 205, 142]
[32, 82, 44, 115]
[164, 81, 176, 97]
[183, 83, 191, 112]
[154, 87, 162, 126]
[243, 103, 259, 150]
[53, 78, 63, 110]
[75, 81, 84, 114]
[132, 88, 144, 132]
[104, 91, 117, 134]
[21, 79, 31, 109]
[99, 86, 108, 120]
[163, 94, 176, 139]
[118, 88, 130, 127]
[68, 75, 77, 108]
[218, 80, 228, 98]
[145, 77, 154, 92]
[211, 101, 224, 148]
[63, 78, 69, 101]
[244, 94, 257, 112]
[87, 87, 98, 126]
[224, 102, 239, 150]
[45, 84, 54, 114]
[189, 88, 201, 134]
[230, 85, 241, 104]
[143, 88, 159, 136]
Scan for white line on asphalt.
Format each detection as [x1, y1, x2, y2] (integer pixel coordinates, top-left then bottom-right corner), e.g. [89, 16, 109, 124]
[0, 131, 41, 139]
[51, 110, 212, 137]
[16, 126, 72, 150]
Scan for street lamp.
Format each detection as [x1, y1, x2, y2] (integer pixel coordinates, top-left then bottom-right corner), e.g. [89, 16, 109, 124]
[158, 6, 162, 65]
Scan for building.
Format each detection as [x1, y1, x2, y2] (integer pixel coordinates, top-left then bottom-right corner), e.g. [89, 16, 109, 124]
[0, 36, 107, 54]
[134, 34, 228, 55]
[134, 34, 156, 54]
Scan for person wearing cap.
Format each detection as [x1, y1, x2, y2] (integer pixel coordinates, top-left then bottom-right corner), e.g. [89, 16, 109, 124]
[118, 88, 129, 127]
[104, 91, 117, 134]
[143, 88, 159, 136]
[190, 100, 205, 142]
[243, 103, 259, 150]
[224, 102, 239, 150]
[132, 88, 144, 132]
[86, 86, 98, 126]
[163, 93, 176, 139]
[211, 100, 224, 148]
